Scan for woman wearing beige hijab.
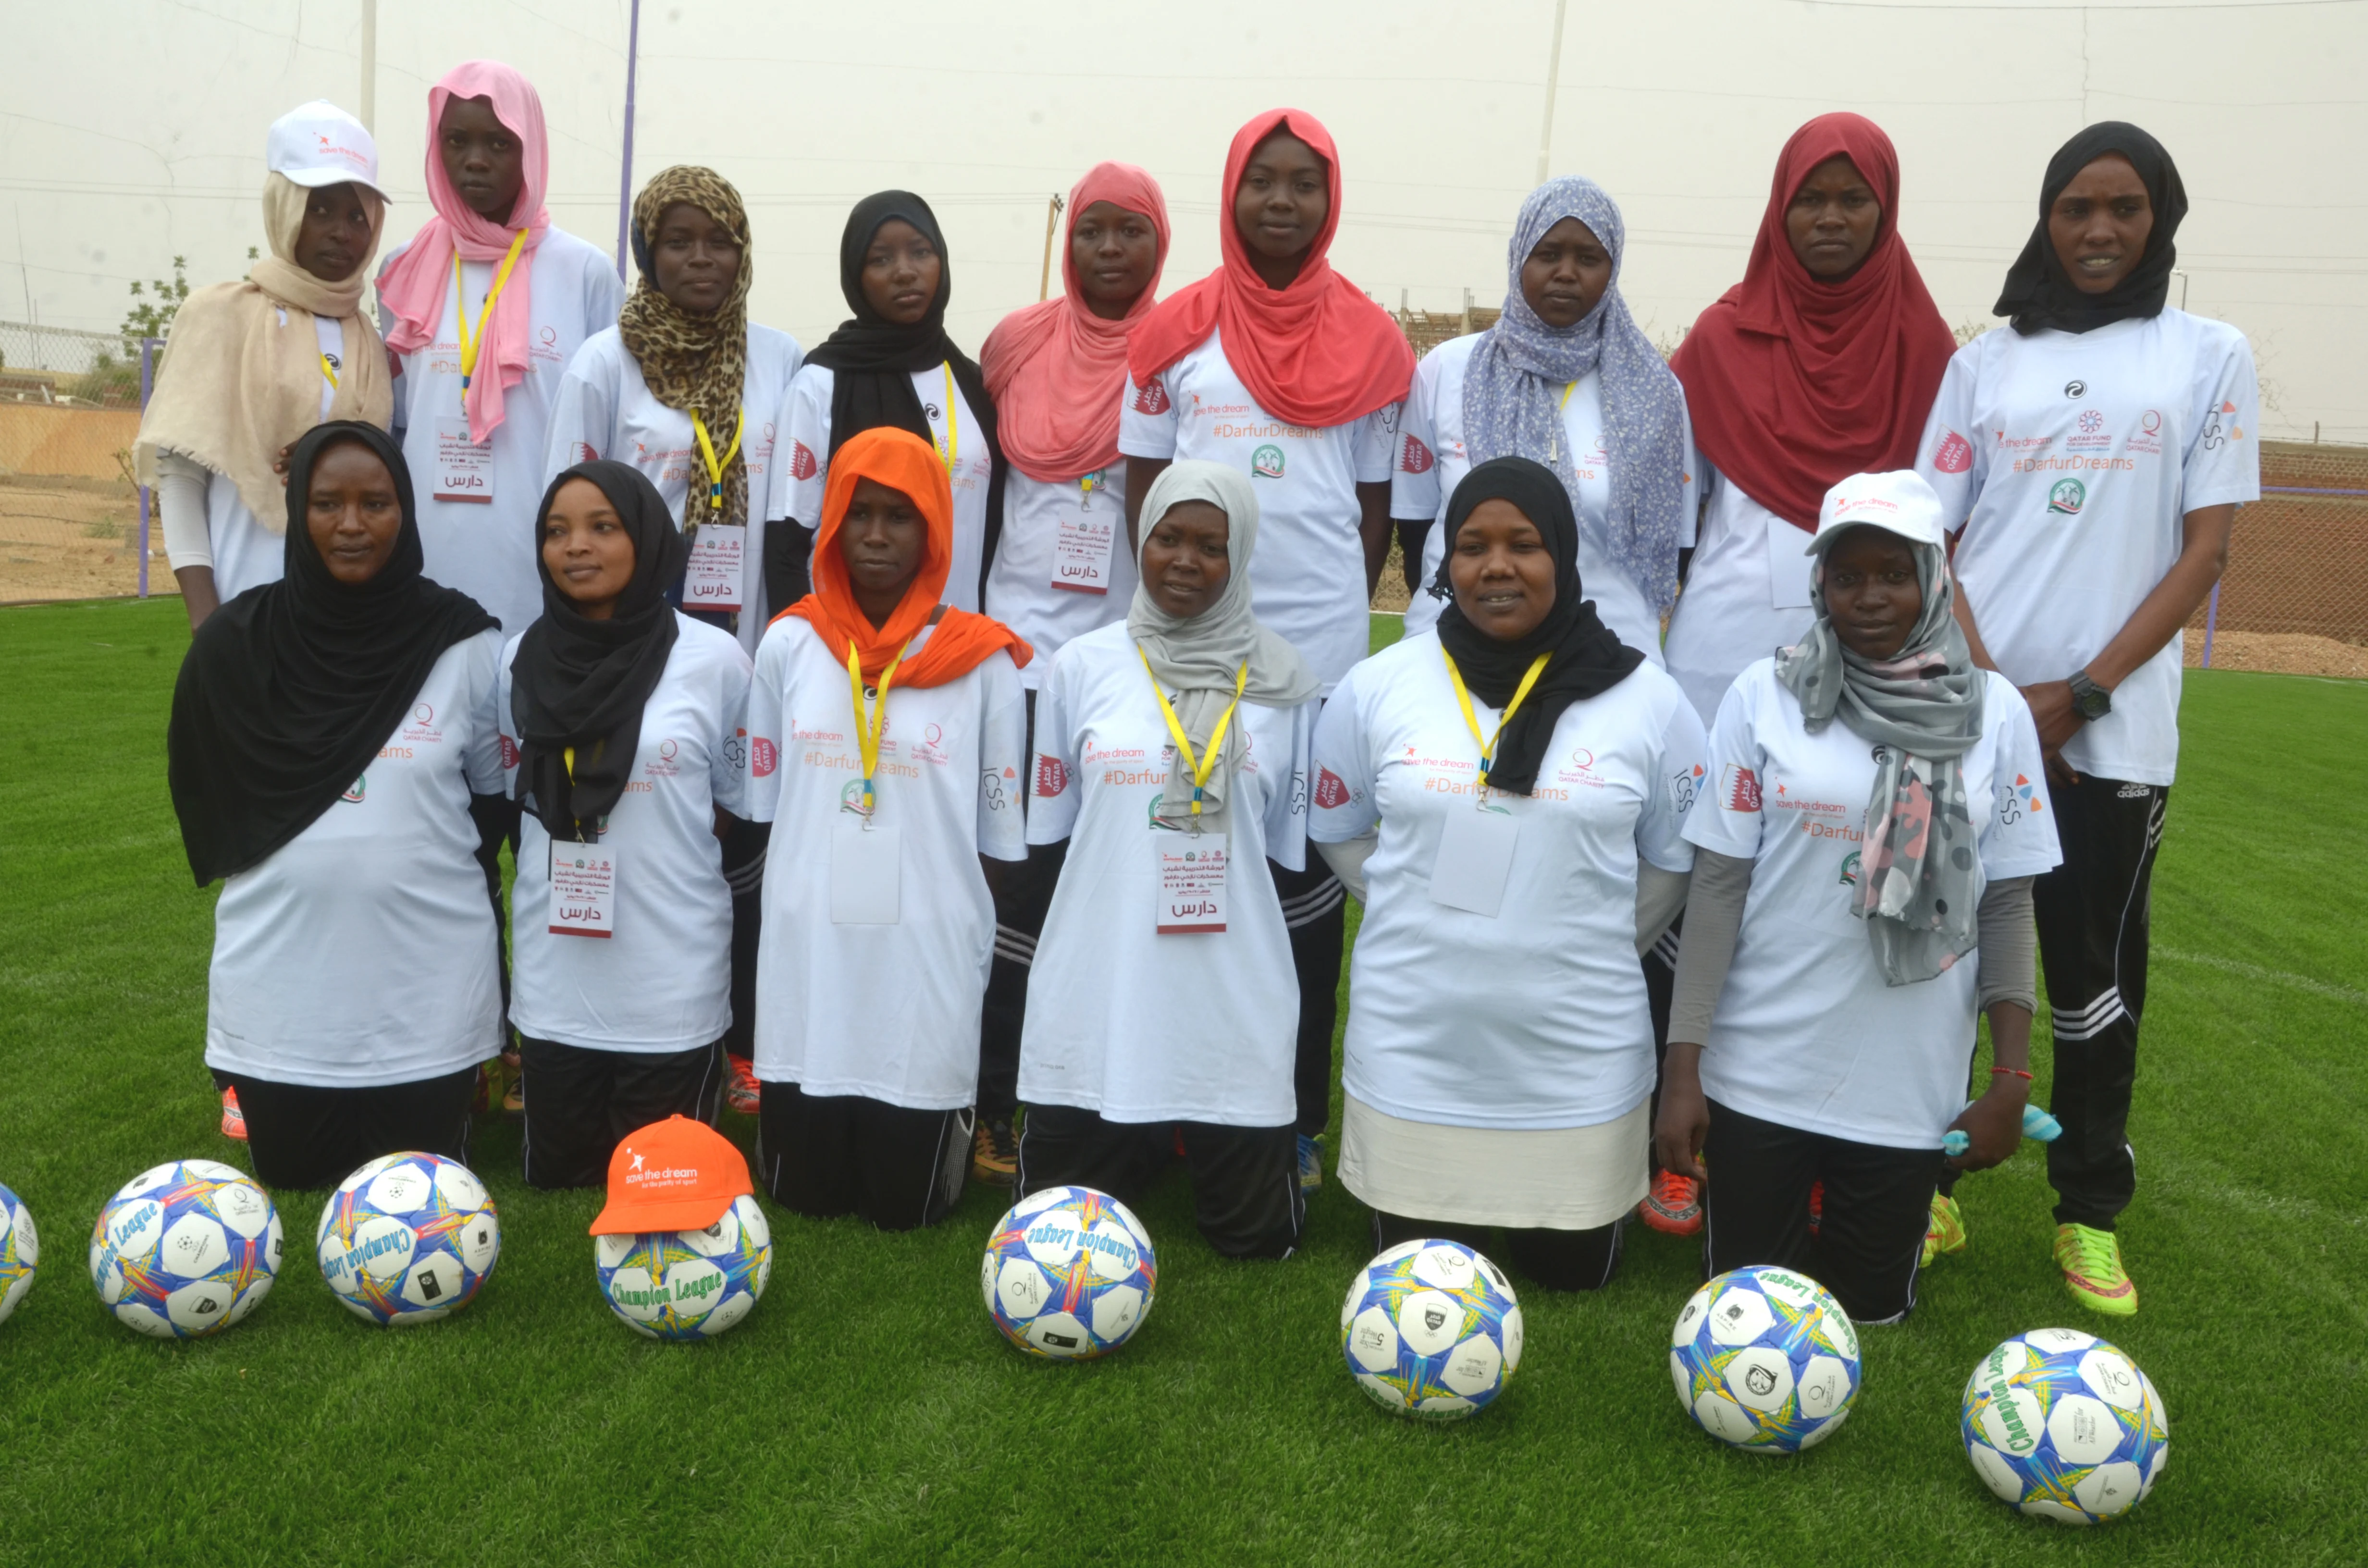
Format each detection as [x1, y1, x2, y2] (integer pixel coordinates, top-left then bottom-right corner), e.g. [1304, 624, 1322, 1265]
[136, 100, 395, 633]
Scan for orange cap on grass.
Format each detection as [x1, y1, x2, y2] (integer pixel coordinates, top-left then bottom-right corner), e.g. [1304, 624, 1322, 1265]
[588, 1115, 753, 1236]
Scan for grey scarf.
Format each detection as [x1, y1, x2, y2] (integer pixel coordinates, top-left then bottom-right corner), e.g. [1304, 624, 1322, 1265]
[1126, 461, 1320, 834]
[1775, 527, 1985, 985]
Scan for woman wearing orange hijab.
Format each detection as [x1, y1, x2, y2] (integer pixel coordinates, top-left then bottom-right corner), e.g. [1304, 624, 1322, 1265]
[741, 428, 1032, 1230]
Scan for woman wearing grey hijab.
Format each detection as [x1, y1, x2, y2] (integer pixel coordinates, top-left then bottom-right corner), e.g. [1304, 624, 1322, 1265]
[1654, 470, 2062, 1325]
[1013, 462, 1321, 1260]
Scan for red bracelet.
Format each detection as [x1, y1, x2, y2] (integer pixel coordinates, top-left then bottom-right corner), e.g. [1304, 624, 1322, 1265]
[1990, 1066, 2033, 1079]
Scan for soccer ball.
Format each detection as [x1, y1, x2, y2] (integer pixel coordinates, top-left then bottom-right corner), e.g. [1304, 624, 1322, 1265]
[1340, 1239, 1523, 1420]
[87, 1159, 281, 1339]
[1670, 1265, 1861, 1452]
[0, 1182, 36, 1327]
[316, 1153, 501, 1326]
[595, 1194, 772, 1340]
[1961, 1327, 2169, 1524]
[981, 1185, 1156, 1360]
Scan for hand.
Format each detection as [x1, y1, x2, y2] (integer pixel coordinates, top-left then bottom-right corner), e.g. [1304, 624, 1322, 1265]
[2019, 679, 2086, 755]
[1653, 1062, 1710, 1184]
[1945, 1080, 2028, 1172]
[272, 443, 296, 484]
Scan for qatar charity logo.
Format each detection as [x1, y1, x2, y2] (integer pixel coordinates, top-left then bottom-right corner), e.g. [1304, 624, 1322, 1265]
[1251, 444, 1286, 480]
[1399, 434, 1434, 474]
[2047, 477, 2086, 516]
[1132, 376, 1170, 416]
[1932, 429, 1973, 474]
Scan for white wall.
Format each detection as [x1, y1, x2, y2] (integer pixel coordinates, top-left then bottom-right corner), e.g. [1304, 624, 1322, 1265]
[7, 0, 2364, 435]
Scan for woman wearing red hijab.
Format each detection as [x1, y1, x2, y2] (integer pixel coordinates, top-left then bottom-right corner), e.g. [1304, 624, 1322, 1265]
[1649, 114, 1954, 1239]
[741, 428, 1031, 1230]
[1120, 110, 1414, 1191]
[969, 164, 1169, 1187]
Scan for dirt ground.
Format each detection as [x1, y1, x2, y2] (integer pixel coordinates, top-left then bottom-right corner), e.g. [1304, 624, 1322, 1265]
[0, 475, 164, 604]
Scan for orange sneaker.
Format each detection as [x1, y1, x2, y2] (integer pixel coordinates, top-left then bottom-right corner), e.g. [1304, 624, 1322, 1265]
[1639, 1169, 1702, 1236]
[726, 1054, 762, 1116]
[220, 1086, 247, 1141]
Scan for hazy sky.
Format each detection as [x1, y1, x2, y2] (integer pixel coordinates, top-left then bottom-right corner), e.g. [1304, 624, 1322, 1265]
[8, 0, 2366, 436]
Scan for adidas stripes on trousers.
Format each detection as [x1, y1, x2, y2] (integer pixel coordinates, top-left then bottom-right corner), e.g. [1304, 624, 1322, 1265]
[2034, 774, 2169, 1233]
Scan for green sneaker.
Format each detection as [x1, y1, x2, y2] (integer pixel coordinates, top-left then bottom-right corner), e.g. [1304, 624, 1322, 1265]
[1921, 1192, 1968, 1267]
[2054, 1222, 2138, 1317]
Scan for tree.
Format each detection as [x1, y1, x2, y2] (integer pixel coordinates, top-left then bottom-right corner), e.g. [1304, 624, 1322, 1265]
[121, 246, 257, 342]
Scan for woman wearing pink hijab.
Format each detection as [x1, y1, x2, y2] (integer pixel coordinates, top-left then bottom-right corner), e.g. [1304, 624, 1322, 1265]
[378, 60, 625, 641]
[968, 163, 1169, 1187]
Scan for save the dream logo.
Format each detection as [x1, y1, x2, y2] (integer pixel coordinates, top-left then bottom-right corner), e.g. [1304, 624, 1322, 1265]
[1932, 429, 1973, 474]
[1131, 376, 1170, 416]
[1251, 444, 1286, 479]
[1720, 763, 1761, 812]
[2047, 477, 2086, 516]
[1398, 434, 1434, 474]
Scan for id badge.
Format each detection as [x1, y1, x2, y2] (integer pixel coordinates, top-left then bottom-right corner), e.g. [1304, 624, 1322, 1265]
[830, 818, 901, 924]
[548, 841, 618, 937]
[1429, 805, 1518, 918]
[1153, 833, 1228, 933]
[683, 523, 746, 612]
[1767, 513, 1814, 610]
[1051, 509, 1117, 595]
[428, 417, 495, 504]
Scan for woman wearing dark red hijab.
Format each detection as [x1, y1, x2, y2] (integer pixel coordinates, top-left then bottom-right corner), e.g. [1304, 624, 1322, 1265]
[1118, 108, 1414, 1190]
[1664, 113, 1955, 729]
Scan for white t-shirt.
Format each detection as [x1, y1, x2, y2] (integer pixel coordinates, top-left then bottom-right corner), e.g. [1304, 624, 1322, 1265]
[1391, 335, 1698, 655]
[205, 629, 508, 1088]
[542, 324, 806, 656]
[982, 466, 1137, 690]
[1310, 630, 1706, 1130]
[1662, 462, 1822, 727]
[201, 313, 348, 601]
[382, 229, 627, 635]
[1918, 310, 2261, 786]
[497, 614, 752, 1054]
[1117, 330, 1400, 693]
[1015, 621, 1317, 1126]
[767, 364, 996, 614]
[741, 618, 1028, 1108]
[1682, 661, 2064, 1149]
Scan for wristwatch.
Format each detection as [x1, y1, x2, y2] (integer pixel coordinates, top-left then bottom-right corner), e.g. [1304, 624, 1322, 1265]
[2067, 668, 2113, 721]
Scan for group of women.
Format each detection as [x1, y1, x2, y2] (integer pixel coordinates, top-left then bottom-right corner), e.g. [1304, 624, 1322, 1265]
[140, 59, 2258, 1325]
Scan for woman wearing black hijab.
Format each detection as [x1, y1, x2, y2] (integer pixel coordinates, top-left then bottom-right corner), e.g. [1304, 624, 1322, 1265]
[497, 460, 756, 1187]
[1914, 123, 2259, 1319]
[1306, 457, 1708, 1291]
[169, 421, 506, 1189]
[763, 191, 1006, 619]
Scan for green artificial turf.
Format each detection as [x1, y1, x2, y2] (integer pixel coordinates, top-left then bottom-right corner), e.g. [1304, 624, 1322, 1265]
[0, 598, 2362, 1566]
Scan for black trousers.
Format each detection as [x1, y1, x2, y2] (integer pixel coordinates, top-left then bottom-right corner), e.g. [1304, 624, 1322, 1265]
[517, 1035, 725, 1189]
[1702, 1097, 1938, 1324]
[978, 687, 1061, 1123]
[1394, 517, 1434, 597]
[222, 1066, 476, 1191]
[1018, 1104, 1304, 1260]
[2035, 775, 2168, 1231]
[1641, 916, 1680, 1159]
[1369, 1208, 1624, 1292]
[1274, 857, 1347, 1137]
[755, 1080, 971, 1232]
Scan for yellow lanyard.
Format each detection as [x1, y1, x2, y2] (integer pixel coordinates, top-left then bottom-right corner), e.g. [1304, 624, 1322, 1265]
[846, 638, 911, 816]
[318, 353, 339, 390]
[692, 406, 745, 513]
[1079, 470, 1098, 511]
[1549, 378, 1579, 463]
[452, 229, 531, 399]
[561, 745, 589, 841]
[932, 362, 959, 475]
[1139, 647, 1248, 823]
[1441, 646, 1550, 790]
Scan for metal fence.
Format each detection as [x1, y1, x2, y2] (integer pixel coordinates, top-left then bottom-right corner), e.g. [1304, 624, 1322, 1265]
[0, 324, 159, 604]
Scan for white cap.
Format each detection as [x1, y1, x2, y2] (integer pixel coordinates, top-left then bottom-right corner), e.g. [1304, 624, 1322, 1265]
[265, 101, 386, 198]
[1809, 469, 1947, 554]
